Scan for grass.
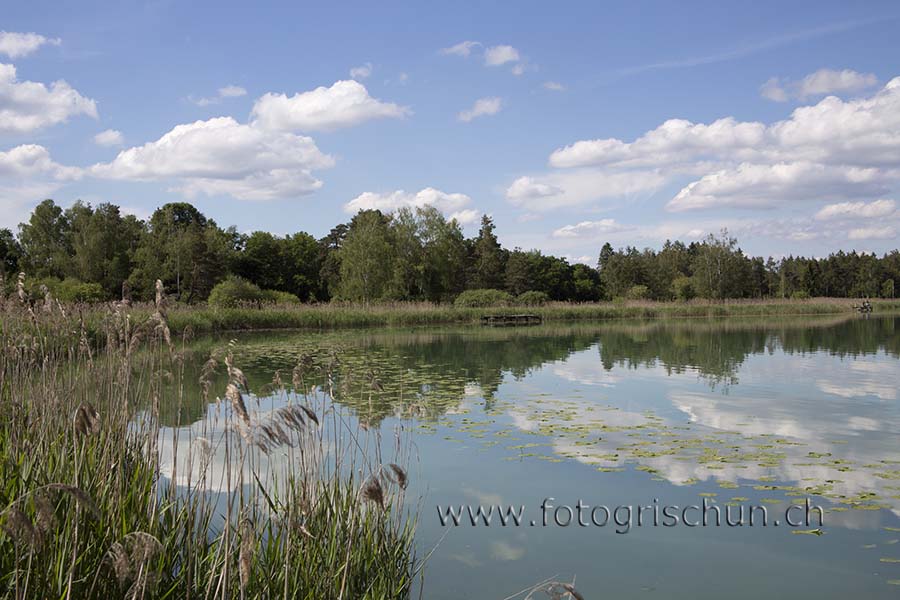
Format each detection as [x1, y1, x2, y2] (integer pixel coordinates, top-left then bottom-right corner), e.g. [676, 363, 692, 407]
[0, 285, 419, 599]
[160, 297, 900, 335]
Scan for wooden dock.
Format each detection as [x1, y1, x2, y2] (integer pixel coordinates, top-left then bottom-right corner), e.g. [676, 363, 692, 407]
[480, 314, 542, 327]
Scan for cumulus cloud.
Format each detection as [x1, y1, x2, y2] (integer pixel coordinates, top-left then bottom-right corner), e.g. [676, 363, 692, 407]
[484, 45, 519, 66]
[0, 144, 80, 180]
[814, 199, 896, 220]
[90, 117, 334, 200]
[847, 226, 896, 240]
[251, 80, 410, 132]
[505, 176, 562, 201]
[344, 187, 473, 217]
[528, 77, 900, 213]
[93, 129, 124, 147]
[543, 81, 565, 91]
[0, 63, 97, 134]
[458, 97, 502, 122]
[440, 41, 480, 57]
[449, 209, 480, 225]
[0, 144, 80, 226]
[349, 63, 372, 79]
[0, 31, 60, 59]
[505, 168, 666, 211]
[189, 84, 247, 106]
[761, 68, 878, 102]
[552, 219, 629, 238]
[667, 162, 887, 211]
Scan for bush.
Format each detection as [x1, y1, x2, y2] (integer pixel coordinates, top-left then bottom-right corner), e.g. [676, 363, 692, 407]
[673, 276, 695, 302]
[790, 290, 811, 300]
[208, 276, 265, 308]
[453, 289, 514, 308]
[625, 285, 650, 300]
[24, 277, 107, 303]
[516, 290, 549, 306]
[261, 289, 302, 305]
[56, 278, 107, 302]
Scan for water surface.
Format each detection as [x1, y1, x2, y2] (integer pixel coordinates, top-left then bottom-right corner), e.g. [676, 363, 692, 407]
[163, 314, 900, 598]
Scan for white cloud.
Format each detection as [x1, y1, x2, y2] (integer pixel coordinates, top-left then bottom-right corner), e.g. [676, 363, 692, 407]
[543, 81, 565, 91]
[815, 199, 896, 220]
[667, 162, 887, 211]
[440, 41, 480, 57]
[218, 85, 246, 98]
[0, 63, 97, 134]
[0, 144, 80, 227]
[762, 69, 878, 102]
[505, 176, 562, 201]
[0, 144, 80, 180]
[531, 78, 900, 213]
[505, 168, 666, 211]
[0, 31, 60, 59]
[189, 84, 247, 106]
[760, 77, 788, 102]
[552, 219, 629, 238]
[449, 208, 480, 225]
[511, 63, 525, 76]
[349, 62, 372, 80]
[484, 45, 519, 67]
[90, 117, 334, 201]
[251, 80, 410, 132]
[93, 129, 124, 147]
[848, 226, 896, 240]
[458, 97, 502, 122]
[548, 117, 767, 169]
[344, 187, 478, 224]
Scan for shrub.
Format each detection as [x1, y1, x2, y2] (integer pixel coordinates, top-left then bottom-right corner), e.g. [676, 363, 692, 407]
[516, 290, 549, 306]
[208, 276, 265, 308]
[790, 290, 811, 300]
[56, 278, 107, 303]
[261, 289, 302, 305]
[625, 285, 650, 300]
[24, 277, 108, 303]
[453, 288, 514, 308]
[672, 276, 695, 302]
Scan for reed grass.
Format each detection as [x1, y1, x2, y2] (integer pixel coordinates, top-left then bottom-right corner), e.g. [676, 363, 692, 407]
[161, 297, 900, 335]
[0, 283, 419, 599]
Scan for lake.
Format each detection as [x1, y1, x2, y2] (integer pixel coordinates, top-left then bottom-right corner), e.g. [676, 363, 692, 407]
[160, 314, 900, 598]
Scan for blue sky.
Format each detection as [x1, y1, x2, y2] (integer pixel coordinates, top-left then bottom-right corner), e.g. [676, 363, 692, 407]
[2, 0, 900, 262]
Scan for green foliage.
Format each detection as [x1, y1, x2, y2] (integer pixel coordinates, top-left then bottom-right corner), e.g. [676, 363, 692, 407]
[261, 289, 302, 304]
[626, 284, 650, 300]
[0, 228, 21, 279]
[208, 275, 265, 308]
[8, 199, 900, 307]
[130, 202, 237, 303]
[235, 231, 320, 301]
[454, 288, 514, 307]
[517, 290, 549, 306]
[54, 278, 107, 302]
[470, 215, 505, 290]
[337, 210, 394, 302]
[571, 263, 602, 301]
[673, 275, 695, 302]
[790, 290, 811, 300]
[0, 309, 417, 598]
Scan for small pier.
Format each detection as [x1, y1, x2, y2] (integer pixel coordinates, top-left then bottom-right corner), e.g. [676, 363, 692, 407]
[480, 314, 542, 327]
[852, 300, 873, 313]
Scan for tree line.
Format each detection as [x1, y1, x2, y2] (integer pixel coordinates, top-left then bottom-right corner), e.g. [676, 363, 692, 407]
[0, 198, 897, 304]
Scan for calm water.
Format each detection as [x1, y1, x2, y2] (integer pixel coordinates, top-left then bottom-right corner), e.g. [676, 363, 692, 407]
[162, 314, 900, 598]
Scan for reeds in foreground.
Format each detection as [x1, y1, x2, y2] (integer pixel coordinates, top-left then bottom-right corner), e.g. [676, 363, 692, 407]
[0, 277, 419, 599]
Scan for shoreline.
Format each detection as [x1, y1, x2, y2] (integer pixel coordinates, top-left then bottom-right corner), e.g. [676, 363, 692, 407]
[159, 298, 900, 336]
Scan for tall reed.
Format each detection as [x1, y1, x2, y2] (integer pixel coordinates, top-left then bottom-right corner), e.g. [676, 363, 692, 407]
[0, 278, 418, 599]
